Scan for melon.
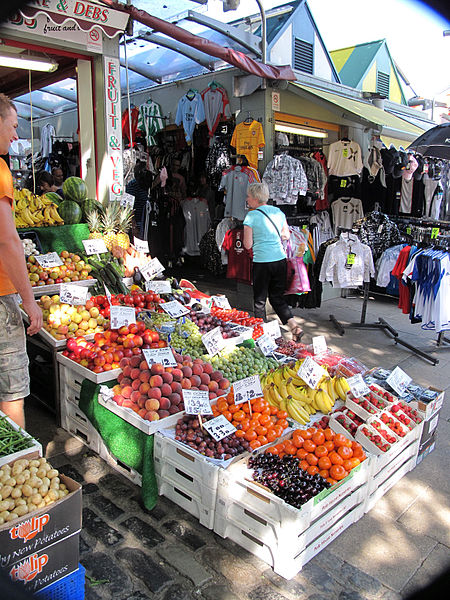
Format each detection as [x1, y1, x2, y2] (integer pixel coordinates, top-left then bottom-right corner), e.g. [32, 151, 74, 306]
[43, 192, 63, 205]
[62, 177, 88, 204]
[82, 198, 103, 217]
[57, 200, 82, 224]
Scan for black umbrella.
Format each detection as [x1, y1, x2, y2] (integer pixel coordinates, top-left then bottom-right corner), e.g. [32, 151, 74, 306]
[408, 123, 450, 160]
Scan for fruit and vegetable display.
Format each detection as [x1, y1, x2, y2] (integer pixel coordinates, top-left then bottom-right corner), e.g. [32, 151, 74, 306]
[38, 295, 106, 340]
[188, 310, 241, 338]
[112, 353, 229, 422]
[208, 346, 278, 383]
[0, 415, 35, 459]
[79, 255, 129, 296]
[27, 251, 94, 287]
[14, 188, 64, 228]
[86, 202, 133, 250]
[21, 237, 39, 256]
[0, 458, 69, 525]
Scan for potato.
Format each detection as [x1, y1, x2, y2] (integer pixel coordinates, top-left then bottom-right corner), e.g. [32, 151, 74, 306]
[47, 469, 58, 480]
[21, 484, 33, 497]
[14, 498, 26, 507]
[5, 477, 16, 487]
[1, 486, 12, 500]
[15, 474, 27, 485]
[21, 470, 31, 481]
[28, 477, 41, 489]
[41, 476, 50, 488]
[0, 517, 4, 525]
[50, 478, 60, 489]
[6, 512, 18, 522]
[29, 460, 40, 468]
[0, 474, 9, 484]
[59, 484, 67, 491]
[58, 490, 66, 499]
[7, 498, 15, 511]
[12, 464, 24, 477]
[15, 505, 29, 517]
[0, 500, 10, 512]
[0, 510, 9, 520]
[36, 468, 47, 479]
[47, 489, 59, 502]
[31, 494, 42, 505]
[11, 487, 22, 499]
[15, 459, 29, 468]
[38, 485, 49, 496]
[29, 466, 38, 475]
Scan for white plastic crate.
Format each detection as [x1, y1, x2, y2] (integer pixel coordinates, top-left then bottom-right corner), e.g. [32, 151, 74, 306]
[364, 455, 417, 514]
[56, 352, 120, 384]
[156, 476, 214, 529]
[154, 456, 216, 509]
[59, 361, 85, 408]
[368, 441, 419, 495]
[0, 411, 42, 466]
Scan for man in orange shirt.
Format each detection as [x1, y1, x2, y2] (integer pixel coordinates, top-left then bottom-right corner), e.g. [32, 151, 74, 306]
[0, 94, 42, 427]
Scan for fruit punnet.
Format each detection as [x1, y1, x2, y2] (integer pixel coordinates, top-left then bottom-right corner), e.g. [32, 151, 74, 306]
[62, 176, 88, 204]
[57, 199, 83, 224]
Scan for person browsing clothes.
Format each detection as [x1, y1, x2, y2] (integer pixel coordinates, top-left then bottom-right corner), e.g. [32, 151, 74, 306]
[243, 182, 303, 340]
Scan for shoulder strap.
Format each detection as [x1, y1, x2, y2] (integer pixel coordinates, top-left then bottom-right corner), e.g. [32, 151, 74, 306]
[254, 208, 282, 238]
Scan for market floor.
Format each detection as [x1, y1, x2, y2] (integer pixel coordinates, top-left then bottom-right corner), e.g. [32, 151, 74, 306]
[24, 293, 450, 600]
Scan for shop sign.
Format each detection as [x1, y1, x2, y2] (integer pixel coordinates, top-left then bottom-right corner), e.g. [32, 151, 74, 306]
[104, 56, 123, 203]
[272, 91, 280, 112]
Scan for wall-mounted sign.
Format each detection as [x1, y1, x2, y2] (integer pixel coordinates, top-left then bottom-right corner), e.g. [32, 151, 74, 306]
[104, 56, 123, 203]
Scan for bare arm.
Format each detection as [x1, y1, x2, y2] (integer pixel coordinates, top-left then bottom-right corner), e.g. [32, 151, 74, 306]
[0, 198, 43, 335]
[281, 222, 290, 241]
[243, 225, 253, 250]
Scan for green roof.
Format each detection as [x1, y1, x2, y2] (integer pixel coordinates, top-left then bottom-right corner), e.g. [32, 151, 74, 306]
[331, 40, 384, 88]
[253, 1, 302, 44]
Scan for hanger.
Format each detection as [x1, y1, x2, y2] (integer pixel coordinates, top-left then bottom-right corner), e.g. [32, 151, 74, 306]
[209, 80, 220, 90]
[186, 88, 198, 99]
[244, 112, 253, 124]
[341, 137, 350, 142]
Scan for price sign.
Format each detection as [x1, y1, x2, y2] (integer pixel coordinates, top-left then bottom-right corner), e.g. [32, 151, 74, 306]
[146, 280, 171, 294]
[271, 351, 296, 364]
[59, 283, 88, 306]
[161, 300, 189, 318]
[233, 375, 263, 405]
[347, 374, 370, 398]
[82, 239, 108, 255]
[104, 284, 112, 303]
[133, 237, 149, 254]
[212, 295, 231, 310]
[263, 320, 281, 340]
[297, 356, 326, 389]
[386, 366, 412, 397]
[203, 414, 237, 441]
[202, 326, 225, 356]
[35, 252, 63, 268]
[120, 192, 135, 208]
[312, 335, 327, 355]
[182, 389, 212, 415]
[110, 306, 136, 330]
[140, 258, 165, 281]
[143, 347, 176, 367]
[431, 227, 440, 239]
[257, 333, 277, 356]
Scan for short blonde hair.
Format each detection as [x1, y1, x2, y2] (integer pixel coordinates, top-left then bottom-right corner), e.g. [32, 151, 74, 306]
[247, 182, 269, 204]
[0, 93, 16, 120]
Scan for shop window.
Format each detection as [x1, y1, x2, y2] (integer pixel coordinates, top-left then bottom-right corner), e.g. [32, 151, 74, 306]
[294, 38, 314, 74]
[376, 71, 390, 97]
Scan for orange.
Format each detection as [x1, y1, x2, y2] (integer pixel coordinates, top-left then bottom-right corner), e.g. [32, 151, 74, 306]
[284, 443, 297, 456]
[272, 425, 284, 437]
[312, 430, 325, 445]
[277, 410, 288, 419]
[329, 451, 344, 465]
[307, 465, 319, 475]
[324, 440, 335, 452]
[306, 453, 318, 466]
[315, 445, 328, 458]
[269, 405, 279, 415]
[255, 425, 267, 436]
[244, 430, 257, 441]
[299, 429, 313, 440]
[266, 429, 278, 443]
[337, 445, 353, 459]
[274, 443, 286, 454]
[235, 429, 245, 438]
[296, 448, 308, 459]
[266, 446, 279, 454]
[259, 414, 271, 426]
[319, 469, 329, 479]
[258, 435, 268, 446]
[324, 427, 335, 440]
[249, 440, 261, 450]
[292, 430, 304, 448]
[334, 433, 352, 448]
[252, 400, 264, 412]
[240, 419, 250, 432]
[329, 464, 348, 480]
[299, 460, 309, 471]
[318, 456, 332, 470]
[303, 439, 316, 453]
[343, 458, 360, 471]
[277, 419, 289, 431]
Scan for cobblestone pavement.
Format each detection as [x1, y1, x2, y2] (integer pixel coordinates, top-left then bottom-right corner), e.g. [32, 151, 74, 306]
[24, 295, 450, 600]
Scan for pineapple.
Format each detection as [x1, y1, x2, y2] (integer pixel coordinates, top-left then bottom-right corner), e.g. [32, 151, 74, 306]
[101, 203, 121, 250]
[115, 206, 134, 249]
[86, 210, 103, 240]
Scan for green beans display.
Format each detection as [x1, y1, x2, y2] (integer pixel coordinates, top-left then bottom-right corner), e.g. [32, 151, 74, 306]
[0, 416, 34, 458]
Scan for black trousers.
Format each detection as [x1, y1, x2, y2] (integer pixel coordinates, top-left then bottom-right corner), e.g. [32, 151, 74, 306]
[252, 259, 293, 324]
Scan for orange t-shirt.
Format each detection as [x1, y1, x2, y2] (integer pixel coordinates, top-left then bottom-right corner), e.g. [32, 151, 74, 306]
[230, 120, 265, 169]
[0, 157, 17, 296]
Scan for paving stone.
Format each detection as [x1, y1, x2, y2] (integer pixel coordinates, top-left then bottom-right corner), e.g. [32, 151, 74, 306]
[307, 595, 333, 600]
[201, 584, 241, 600]
[116, 547, 172, 593]
[380, 591, 402, 600]
[99, 473, 138, 497]
[164, 583, 196, 600]
[147, 503, 167, 521]
[85, 587, 103, 600]
[125, 593, 152, 600]
[263, 568, 308, 597]
[85, 552, 132, 597]
[248, 584, 290, 600]
[296, 563, 337, 595]
[121, 516, 165, 548]
[201, 545, 261, 590]
[312, 551, 345, 582]
[83, 508, 124, 546]
[339, 591, 370, 600]
[58, 463, 84, 483]
[83, 483, 99, 494]
[92, 495, 125, 520]
[79, 535, 92, 555]
[400, 543, 450, 598]
[162, 519, 206, 550]
[157, 544, 212, 587]
[339, 564, 384, 597]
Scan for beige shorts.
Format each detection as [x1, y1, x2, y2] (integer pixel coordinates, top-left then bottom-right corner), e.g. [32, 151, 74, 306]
[0, 294, 30, 401]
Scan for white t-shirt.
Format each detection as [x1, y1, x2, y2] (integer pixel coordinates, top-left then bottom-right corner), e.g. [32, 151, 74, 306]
[327, 140, 363, 176]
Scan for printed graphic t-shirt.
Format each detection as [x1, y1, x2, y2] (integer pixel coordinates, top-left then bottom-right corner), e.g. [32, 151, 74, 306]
[222, 229, 252, 284]
[0, 158, 17, 296]
[230, 120, 265, 169]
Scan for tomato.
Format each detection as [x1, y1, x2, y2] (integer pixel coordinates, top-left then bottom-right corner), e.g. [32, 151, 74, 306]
[337, 445, 353, 459]
[299, 460, 309, 471]
[315, 445, 328, 458]
[244, 430, 257, 441]
[299, 429, 313, 440]
[312, 430, 325, 445]
[284, 443, 297, 456]
[334, 433, 351, 448]
[329, 465, 348, 481]
[307, 465, 319, 476]
[318, 456, 332, 470]
[292, 430, 304, 448]
[303, 440, 316, 453]
[249, 440, 261, 450]
[296, 448, 308, 459]
[319, 469, 329, 479]
[343, 458, 360, 471]
[329, 451, 344, 465]
[306, 453, 318, 466]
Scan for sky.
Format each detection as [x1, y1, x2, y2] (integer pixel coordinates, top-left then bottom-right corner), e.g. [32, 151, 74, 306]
[132, 0, 449, 100]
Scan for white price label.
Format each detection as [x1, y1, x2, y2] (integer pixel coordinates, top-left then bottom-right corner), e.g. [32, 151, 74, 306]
[312, 335, 327, 355]
[202, 326, 225, 357]
[257, 333, 277, 356]
[212, 295, 231, 310]
[263, 320, 281, 340]
[59, 283, 88, 306]
[228, 324, 253, 337]
[104, 284, 112, 303]
[142, 347, 176, 368]
[161, 300, 189, 318]
[145, 280, 171, 294]
[347, 374, 370, 398]
[182, 389, 212, 415]
[203, 414, 237, 441]
[35, 252, 63, 268]
[233, 375, 263, 405]
[386, 367, 412, 397]
[271, 351, 296, 364]
[110, 305, 136, 329]
[140, 257, 165, 281]
[120, 192, 135, 208]
[297, 356, 326, 389]
[82, 238, 108, 255]
[133, 237, 149, 254]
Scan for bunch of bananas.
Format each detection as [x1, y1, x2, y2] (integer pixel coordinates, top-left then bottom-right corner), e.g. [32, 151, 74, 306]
[260, 361, 350, 425]
[14, 189, 64, 228]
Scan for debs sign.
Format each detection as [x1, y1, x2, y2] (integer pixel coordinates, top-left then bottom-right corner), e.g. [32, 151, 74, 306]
[104, 56, 123, 202]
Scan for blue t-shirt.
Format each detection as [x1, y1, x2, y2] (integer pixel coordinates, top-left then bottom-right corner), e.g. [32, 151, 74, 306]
[243, 205, 287, 263]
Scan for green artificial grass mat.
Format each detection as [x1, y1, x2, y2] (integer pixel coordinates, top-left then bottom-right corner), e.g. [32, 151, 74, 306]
[19, 224, 91, 254]
[78, 378, 158, 510]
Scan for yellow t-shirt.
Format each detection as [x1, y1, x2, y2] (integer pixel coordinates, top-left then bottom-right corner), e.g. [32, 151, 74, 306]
[230, 120, 265, 169]
[0, 157, 17, 296]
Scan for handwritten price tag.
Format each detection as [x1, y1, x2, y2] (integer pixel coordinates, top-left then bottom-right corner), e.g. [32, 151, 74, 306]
[202, 326, 225, 357]
[263, 320, 281, 340]
[35, 252, 63, 268]
[82, 239, 108, 255]
[212, 295, 231, 310]
[146, 280, 171, 294]
[120, 192, 135, 208]
[386, 367, 411, 397]
[161, 300, 189, 318]
[182, 389, 212, 415]
[110, 306, 136, 330]
[312, 335, 327, 355]
[257, 333, 277, 356]
[133, 237, 149, 254]
[140, 258, 165, 281]
[297, 356, 326, 389]
[233, 375, 263, 405]
[143, 347, 177, 367]
[203, 414, 237, 441]
[347, 374, 370, 398]
[271, 351, 296, 364]
[59, 283, 88, 306]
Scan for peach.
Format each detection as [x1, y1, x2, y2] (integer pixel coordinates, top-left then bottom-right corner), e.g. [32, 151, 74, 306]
[158, 409, 170, 419]
[160, 383, 171, 397]
[138, 396, 146, 409]
[122, 386, 132, 399]
[139, 382, 150, 395]
[181, 366, 193, 378]
[171, 368, 183, 382]
[211, 370, 222, 382]
[219, 378, 230, 390]
[138, 408, 147, 419]
[203, 362, 213, 375]
[192, 364, 203, 376]
[150, 363, 165, 375]
[189, 375, 201, 387]
[113, 394, 124, 406]
[199, 384, 209, 392]
[200, 373, 210, 385]
[132, 379, 141, 391]
[140, 360, 149, 371]
[173, 352, 183, 363]
[208, 380, 219, 392]
[168, 405, 180, 414]
[121, 377, 132, 387]
[149, 375, 163, 388]
[168, 393, 181, 406]
[122, 365, 132, 378]
[145, 398, 160, 411]
[117, 373, 124, 384]
[181, 378, 192, 390]
[122, 399, 134, 408]
[159, 397, 171, 410]
[119, 357, 129, 369]
[170, 381, 182, 394]
[148, 387, 162, 400]
[112, 384, 122, 395]
[130, 390, 141, 404]
[161, 372, 173, 385]
[139, 370, 150, 383]
[130, 368, 141, 380]
[145, 410, 160, 421]
[130, 355, 142, 368]
[209, 391, 217, 400]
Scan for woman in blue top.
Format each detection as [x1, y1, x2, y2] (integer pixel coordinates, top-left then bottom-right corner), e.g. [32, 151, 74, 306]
[243, 183, 303, 340]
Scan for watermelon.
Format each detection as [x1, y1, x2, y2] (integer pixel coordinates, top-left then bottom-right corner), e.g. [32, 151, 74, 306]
[57, 200, 82, 224]
[62, 177, 88, 204]
[43, 192, 63, 205]
[82, 198, 103, 217]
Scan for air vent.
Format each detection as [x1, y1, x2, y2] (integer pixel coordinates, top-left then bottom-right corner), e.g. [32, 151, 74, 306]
[294, 38, 313, 74]
[376, 71, 389, 97]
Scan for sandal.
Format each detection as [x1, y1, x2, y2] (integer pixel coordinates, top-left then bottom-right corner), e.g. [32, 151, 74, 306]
[291, 327, 304, 342]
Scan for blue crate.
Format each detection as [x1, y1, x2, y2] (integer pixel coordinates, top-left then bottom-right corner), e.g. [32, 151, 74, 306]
[34, 564, 85, 600]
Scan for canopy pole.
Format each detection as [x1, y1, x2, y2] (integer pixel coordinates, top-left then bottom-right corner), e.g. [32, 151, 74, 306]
[255, 0, 266, 64]
[122, 32, 133, 151]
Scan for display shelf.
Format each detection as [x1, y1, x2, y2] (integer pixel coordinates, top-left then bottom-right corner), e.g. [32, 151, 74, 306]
[31, 278, 97, 298]
[57, 351, 120, 384]
[21, 308, 95, 349]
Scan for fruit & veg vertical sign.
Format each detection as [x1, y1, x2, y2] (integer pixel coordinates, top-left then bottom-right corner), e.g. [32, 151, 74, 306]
[104, 56, 123, 203]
